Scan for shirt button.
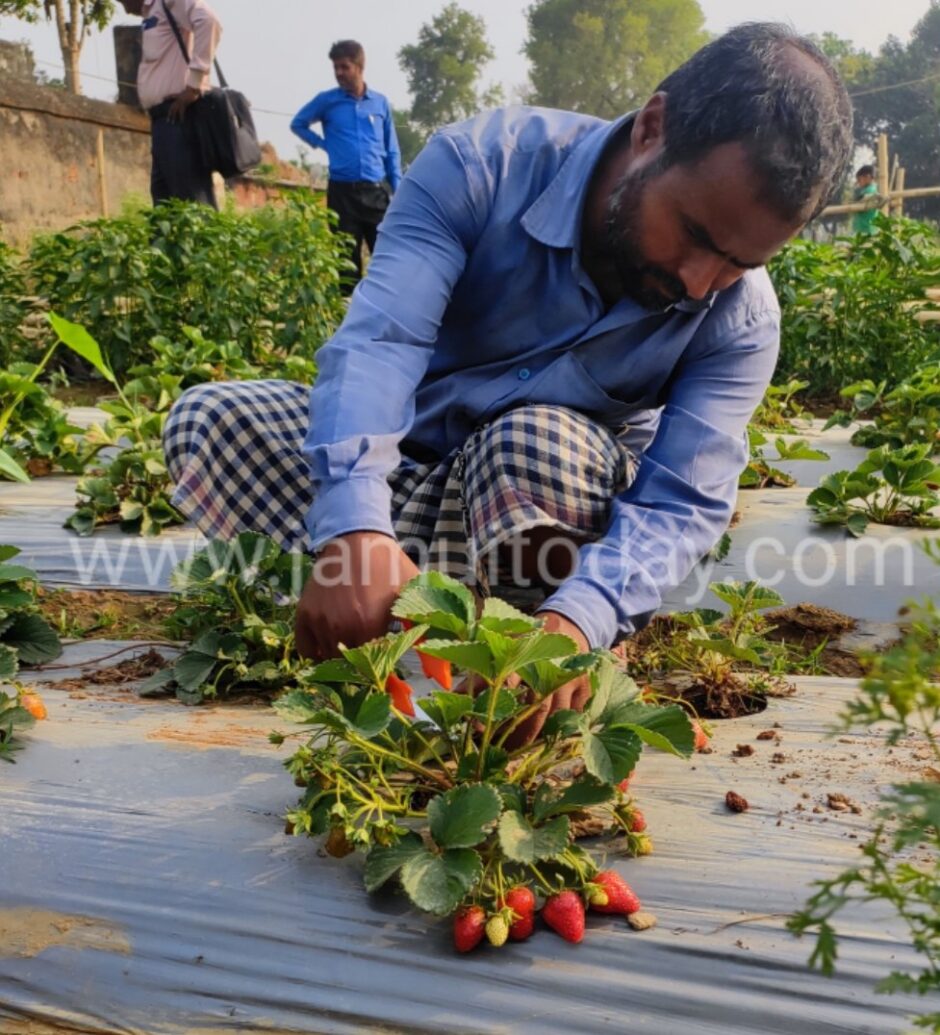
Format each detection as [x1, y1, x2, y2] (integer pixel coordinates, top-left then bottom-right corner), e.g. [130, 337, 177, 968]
[518, 368, 531, 381]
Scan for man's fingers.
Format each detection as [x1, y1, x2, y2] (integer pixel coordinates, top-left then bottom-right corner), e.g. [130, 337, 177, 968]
[505, 697, 553, 749]
[569, 677, 592, 712]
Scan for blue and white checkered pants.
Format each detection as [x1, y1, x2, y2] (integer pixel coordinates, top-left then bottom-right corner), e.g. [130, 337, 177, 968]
[163, 380, 637, 585]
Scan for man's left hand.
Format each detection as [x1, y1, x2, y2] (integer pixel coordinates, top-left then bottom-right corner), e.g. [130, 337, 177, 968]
[168, 86, 202, 122]
[506, 610, 593, 747]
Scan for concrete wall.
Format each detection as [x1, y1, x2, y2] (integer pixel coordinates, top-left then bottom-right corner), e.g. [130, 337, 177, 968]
[0, 75, 151, 246]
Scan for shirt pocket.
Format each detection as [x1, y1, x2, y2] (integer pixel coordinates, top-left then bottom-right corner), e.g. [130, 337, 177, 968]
[360, 110, 384, 145]
[525, 351, 648, 429]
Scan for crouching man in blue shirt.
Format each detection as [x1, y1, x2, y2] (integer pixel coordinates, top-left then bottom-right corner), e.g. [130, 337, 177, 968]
[291, 39, 402, 288]
[165, 24, 853, 742]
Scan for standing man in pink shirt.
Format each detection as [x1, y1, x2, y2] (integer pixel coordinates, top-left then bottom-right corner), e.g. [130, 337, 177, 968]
[119, 0, 222, 207]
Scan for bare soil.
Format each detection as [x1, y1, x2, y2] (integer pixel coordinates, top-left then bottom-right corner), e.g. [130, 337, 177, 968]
[764, 603, 867, 678]
[41, 648, 172, 698]
[37, 588, 176, 641]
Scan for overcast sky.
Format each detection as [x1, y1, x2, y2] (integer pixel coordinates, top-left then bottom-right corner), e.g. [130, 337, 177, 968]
[0, 0, 932, 161]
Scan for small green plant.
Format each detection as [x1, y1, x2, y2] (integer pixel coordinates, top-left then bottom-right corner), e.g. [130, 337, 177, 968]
[752, 379, 814, 432]
[826, 364, 940, 452]
[144, 532, 312, 702]
[0, 686, 47, 763]
[625, 581, 792, 716]
[0, 545, 63, 683]
[789, 542, 940, 1034]
[274, 570, 692, 948]
[807, 444, 940, 536]
[740, 426, 829, 489]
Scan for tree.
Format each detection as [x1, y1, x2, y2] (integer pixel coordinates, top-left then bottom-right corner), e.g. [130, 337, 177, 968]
[392, 107, 428, 168]
[0, 0, 115, 94]
[524, 0, 708, 119]
[398, 2, 502, 135]
[831, 4, 940, 221]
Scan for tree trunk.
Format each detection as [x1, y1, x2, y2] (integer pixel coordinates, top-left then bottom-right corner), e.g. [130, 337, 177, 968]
[64, 45, 81, 94]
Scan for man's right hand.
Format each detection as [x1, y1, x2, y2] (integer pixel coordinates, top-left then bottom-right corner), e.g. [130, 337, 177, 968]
[295, 532, 420, 660]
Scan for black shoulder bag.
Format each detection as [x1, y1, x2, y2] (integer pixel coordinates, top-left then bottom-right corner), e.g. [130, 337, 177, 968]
[162, 1, 262, 178]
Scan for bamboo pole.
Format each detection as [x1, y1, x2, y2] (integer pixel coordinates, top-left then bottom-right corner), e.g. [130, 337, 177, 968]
[877, 133, 890, 212]
[821, 184, 940, 216]
[892, 168, 907, 216]
[95, 128, 109, 218]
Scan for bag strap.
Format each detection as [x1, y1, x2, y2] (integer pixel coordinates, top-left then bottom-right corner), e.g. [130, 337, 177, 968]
[161, 0, 228, 89]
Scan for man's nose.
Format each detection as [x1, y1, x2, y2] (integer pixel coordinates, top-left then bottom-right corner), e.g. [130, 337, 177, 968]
[678, 254, 737, 301]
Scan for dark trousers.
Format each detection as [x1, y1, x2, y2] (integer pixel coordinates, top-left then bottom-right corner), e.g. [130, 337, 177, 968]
[327, 180, 391, 289]
[149, 106, 217, 208]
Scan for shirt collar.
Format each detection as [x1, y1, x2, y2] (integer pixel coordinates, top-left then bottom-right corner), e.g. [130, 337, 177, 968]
[521, 111, 633, 250]
[521, 110, 716, 314]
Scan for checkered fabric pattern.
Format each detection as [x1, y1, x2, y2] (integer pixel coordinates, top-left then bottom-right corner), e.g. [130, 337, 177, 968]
[164, 381, 638, 587]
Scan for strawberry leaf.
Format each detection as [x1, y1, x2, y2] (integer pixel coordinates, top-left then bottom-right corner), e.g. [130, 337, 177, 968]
[363, 832, 425, 893]
[420, 691, 473, 731]
[391, 572, 475, 636]
[400, 847, 482, 915]
[428, 783, 502, 848]
[498, 811, 570, 863]
[582, 727, 643, 784]
[478, 597, 539, 634]
[416, 640, 494, 680]
[532, 777, 614, 822]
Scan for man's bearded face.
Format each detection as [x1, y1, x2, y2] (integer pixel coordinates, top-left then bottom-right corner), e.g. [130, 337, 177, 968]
[603, 163, 688, 312]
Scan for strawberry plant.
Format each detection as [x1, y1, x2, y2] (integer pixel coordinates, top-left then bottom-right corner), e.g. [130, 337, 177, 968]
[623, 580, 791, 716]
[130, 326, 318, 387]
[0, 545, 62, 680]
[789, 542, 940, 1033]
[0, 686, 48, 763]
[273, 571, 693, 947]
[740, 426, 829, 489]
[807, 444, 940, 536]
[45, 317, 184, 538]
[752, 379, 814, 432]
[144, 532, 312, 703]
[825, 364, 940, 452]
[0, 365, 87, 477]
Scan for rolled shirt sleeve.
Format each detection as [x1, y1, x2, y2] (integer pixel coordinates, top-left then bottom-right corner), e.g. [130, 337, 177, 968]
[180, 0, 221, 93]
[541, 306, 780, 648]
[303, 132, 491, 549]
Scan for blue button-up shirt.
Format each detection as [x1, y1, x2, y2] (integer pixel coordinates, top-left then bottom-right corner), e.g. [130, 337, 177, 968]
[304, 106, 780, 649]
[291, 86, 402, 191]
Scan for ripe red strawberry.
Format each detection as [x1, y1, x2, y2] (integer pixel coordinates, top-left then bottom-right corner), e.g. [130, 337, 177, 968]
[386, 673, 416, 717]
[542, 890, 585, 943]
[692, 719, 710, 752]
[589, 870, 641, 915]
[629, 808, 647, 833]
[499, 885, 536, 941]
[617, 776, 632, 793]
[453, 905, 486, 953]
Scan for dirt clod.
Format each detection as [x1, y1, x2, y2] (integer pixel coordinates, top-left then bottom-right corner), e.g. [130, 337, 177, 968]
[725, 791, 749, 813]
[756, 730, 778, 741]
[732, 744, 755, 757]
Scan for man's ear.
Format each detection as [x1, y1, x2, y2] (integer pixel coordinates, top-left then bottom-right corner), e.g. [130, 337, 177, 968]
[630, 93, 667, 160]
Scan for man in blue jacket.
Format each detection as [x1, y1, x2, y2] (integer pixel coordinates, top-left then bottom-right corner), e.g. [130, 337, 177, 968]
[291, 39, 402, 287]
[166, 24, 853, 742]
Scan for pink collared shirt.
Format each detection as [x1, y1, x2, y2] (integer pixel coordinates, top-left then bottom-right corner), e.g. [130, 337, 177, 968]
[137, 0, 222, 110]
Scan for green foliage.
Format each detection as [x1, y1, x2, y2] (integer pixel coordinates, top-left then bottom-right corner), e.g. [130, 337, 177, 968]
[770, 217, 940, 396]
[826, 364, 940, 452]
[143, 533, 313, 702]
[0, 241, 27, 368]
[0, 545, 62, 683]
[740, 426, 829, 489]
[752, 380, 814, 432]
[807, 444, 940, 536]
[789, 543, 940, 1033]
[398, 2, 502, 134]
[524, 0, 708, 117]
[834, 6, 940, 223]
[25, 195, 347, 374]
[275, 570, 691, 921]
[392, 107, 428, 168]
